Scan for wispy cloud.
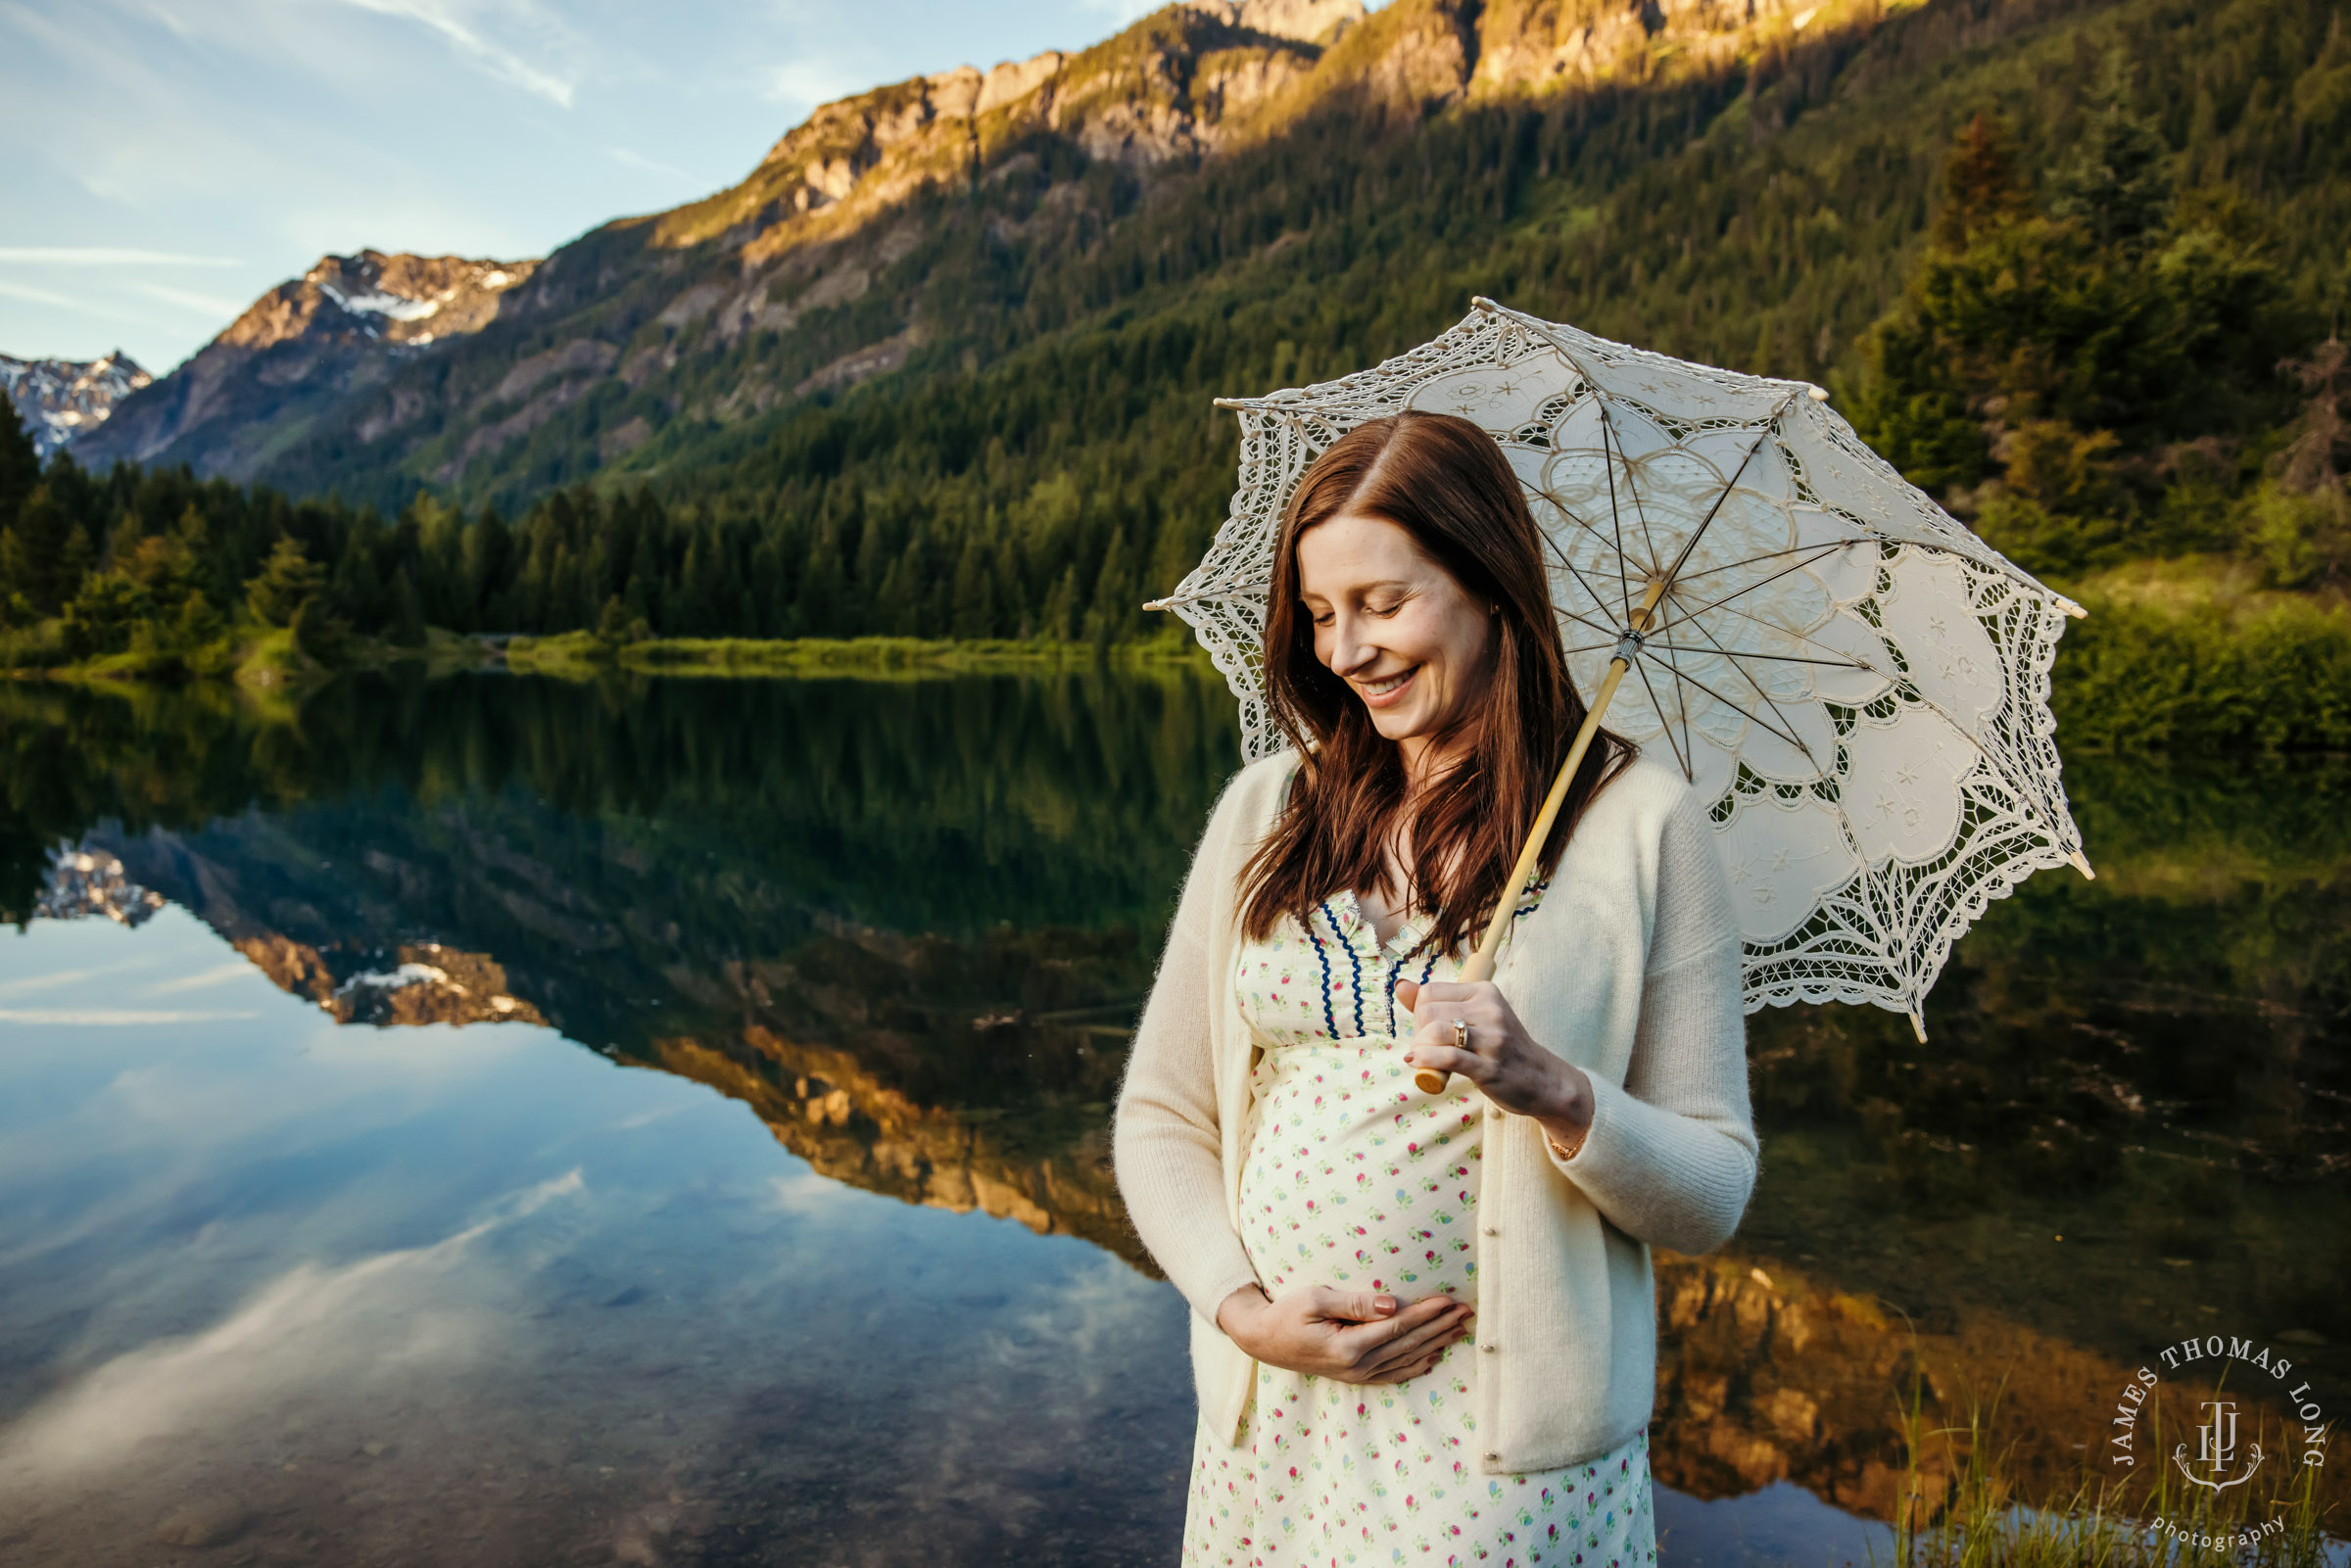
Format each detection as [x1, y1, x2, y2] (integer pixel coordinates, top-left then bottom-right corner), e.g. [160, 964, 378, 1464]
[0, 247, 242, 266]
[335, 0, 578, 108]
[0, 959, 150, 997]
[604, 145, 710, 190]
[0, 1008, 259, 1025]
[0, 278, 89, 309]
[127, 279, 246, 317]
[143, 961, 264, 996]
[0, 1167, 584, 1485]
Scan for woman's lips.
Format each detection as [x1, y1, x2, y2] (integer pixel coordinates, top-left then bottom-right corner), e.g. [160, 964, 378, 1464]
[1358, 666, 1419, 708]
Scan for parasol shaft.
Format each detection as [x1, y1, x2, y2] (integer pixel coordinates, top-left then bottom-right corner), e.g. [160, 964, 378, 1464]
[1415, 577, 1669, 1096]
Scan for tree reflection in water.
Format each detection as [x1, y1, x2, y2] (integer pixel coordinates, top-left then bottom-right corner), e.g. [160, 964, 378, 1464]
[2, 670, 2346, 1545]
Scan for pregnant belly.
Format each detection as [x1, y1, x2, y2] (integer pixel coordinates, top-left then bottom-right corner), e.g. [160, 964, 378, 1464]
[1237, 1040, 1483, 1303]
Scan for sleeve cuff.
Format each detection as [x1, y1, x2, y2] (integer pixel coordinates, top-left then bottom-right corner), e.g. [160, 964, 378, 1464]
[1540, 1069, 1627, 1181]
[1186, 1263, 1266, 1330]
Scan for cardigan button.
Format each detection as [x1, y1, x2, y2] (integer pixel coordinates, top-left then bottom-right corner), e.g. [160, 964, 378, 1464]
[1481, 1343, 1497, 1354]
[1482, 1225, 1499, 1236]
[1484, 1451, 1501, 1462]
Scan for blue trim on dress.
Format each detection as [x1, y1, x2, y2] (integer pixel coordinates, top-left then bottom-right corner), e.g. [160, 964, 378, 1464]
[1319, 899, 1367, 1036]
[1304, 909, 1341, 1040]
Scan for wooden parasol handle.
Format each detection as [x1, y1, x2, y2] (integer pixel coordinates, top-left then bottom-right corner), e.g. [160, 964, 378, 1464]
[1414, 578, 1669, 1096]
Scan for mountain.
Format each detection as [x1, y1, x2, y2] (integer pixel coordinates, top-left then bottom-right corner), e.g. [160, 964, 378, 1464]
[13, 0, 2341, 677]
[70, 0, 1938, 500]
[70, 251, 535, 481]
[0, 351, 151, 458]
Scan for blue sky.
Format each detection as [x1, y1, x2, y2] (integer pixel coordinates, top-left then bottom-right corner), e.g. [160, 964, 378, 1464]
[0, 0, 1198, 372]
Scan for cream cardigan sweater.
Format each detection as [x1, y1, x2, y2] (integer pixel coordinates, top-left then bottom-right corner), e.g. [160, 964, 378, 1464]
[1113, 748, 1757, 1473]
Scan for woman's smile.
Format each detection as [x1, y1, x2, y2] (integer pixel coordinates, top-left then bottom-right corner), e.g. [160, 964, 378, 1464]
[1356, 666, 1419, 705]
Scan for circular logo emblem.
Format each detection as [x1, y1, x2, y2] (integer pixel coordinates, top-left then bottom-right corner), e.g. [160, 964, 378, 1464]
[2100, 1329, 2330, 1543]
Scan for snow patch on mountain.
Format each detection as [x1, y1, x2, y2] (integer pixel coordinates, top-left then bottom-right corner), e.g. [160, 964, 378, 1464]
[317, 281, 444, 323]
[0, 351, 153, 457]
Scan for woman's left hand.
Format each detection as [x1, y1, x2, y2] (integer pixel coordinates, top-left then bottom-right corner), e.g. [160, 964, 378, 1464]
[1394, 978, 1594, 1149]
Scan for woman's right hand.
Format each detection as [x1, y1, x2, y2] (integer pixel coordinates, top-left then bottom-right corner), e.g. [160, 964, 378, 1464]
[1215, 1283, 1472, 1384]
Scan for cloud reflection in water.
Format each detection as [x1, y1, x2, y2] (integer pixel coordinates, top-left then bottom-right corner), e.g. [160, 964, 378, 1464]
[0, 909, 1196, 1565]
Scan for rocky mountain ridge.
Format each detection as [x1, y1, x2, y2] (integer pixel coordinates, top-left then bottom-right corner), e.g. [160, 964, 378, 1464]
[71, 250, 535, 480]
[0, 350, 151, 458]
[72, 0, 1904, 499]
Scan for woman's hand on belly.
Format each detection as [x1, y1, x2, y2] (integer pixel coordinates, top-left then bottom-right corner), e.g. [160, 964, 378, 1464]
[1215, 1283, 1473, 1384]
[1395, 977, 1595, 1147]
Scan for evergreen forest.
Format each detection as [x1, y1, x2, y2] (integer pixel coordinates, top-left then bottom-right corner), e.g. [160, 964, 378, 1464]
[1, 0, 2345, 744]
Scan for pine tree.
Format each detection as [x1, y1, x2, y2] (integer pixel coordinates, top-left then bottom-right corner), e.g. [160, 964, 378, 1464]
[1084, 529, 1135, 651]
[9, 486, 70, 614]
[594, 594, 632, 649]
[389, 568, 427, 646]
[0, 401, 36, 536]
[290, 593, 351, 664]
[174, 590, 226, 651]
[461, 507, 513, 631]
[245, 535, 325, 627]
[1931, 113, 2031, 251]
[949, 534, 995, 639]
[0, 530, 31, 625]
[2048, 52, 2174, 253]
[60, 525, 95, 599]
[1041, 563, 1080, 643]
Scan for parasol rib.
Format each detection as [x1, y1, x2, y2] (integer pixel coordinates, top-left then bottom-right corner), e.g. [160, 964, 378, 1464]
[1686, 586, 2088, 873]
[1654, 398, 1800, 591]
[1639, 643, 1878, 670]
[1686, 586, 2092, 874]
[1668, 536, 1868, 589]
[1634, 649, 1814, 755]
[1538, 523, 1632, 630]
[1597, 404, 1652, 623]
[1666, 603, 1829, 773]
[1656, 539, 1863, 630]
[1631, 650, 1694, 783]
[1557, 603, 1625, 642]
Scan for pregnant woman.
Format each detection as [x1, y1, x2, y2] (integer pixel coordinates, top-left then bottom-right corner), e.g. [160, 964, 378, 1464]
[1115, 410, 1758, 1565]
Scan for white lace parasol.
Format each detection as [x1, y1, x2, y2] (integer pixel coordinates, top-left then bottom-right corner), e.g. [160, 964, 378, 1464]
[1150, 298, 2092, 1039]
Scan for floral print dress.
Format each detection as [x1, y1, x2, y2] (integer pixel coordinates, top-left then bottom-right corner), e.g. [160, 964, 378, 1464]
[1182, 882, 1658, 1568]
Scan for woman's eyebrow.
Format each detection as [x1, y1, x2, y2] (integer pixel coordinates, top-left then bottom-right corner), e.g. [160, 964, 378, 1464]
[1302, 578, 1415, 602]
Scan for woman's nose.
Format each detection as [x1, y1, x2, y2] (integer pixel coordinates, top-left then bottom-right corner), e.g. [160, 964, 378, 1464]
[1325, 613, 1375, 677]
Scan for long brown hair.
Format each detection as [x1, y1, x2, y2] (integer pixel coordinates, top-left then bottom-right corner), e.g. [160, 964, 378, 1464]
[1237, 409, 1632, 957]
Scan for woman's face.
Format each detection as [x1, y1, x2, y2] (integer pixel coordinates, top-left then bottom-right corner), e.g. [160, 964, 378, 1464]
[1296, 511, 1494, 761]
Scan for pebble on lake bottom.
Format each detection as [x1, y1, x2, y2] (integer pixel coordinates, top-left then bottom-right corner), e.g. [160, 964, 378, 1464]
[152, 1494, 250, 1548]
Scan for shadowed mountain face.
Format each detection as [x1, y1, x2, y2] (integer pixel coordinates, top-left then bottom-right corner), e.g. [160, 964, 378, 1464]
[72, 0, 1951, 501]
[4, 670, 2347, 1529]
[71, 253, 535, 480]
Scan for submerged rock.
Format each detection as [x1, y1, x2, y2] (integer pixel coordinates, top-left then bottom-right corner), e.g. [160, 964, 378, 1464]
[153, 1493, 250, 1547]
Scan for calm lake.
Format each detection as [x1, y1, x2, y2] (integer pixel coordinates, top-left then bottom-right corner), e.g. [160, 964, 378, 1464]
[0, 668, 2345, 1567]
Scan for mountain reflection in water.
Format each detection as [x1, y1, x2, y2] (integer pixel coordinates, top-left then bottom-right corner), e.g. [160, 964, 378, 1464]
[0, 669, 2344, 1566]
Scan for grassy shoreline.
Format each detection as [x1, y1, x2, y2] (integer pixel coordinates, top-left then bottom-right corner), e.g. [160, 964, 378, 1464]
[500, 630, 1215, 679]
[2050, 560, 2351, 751]
[11, 566, 2347, 750]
